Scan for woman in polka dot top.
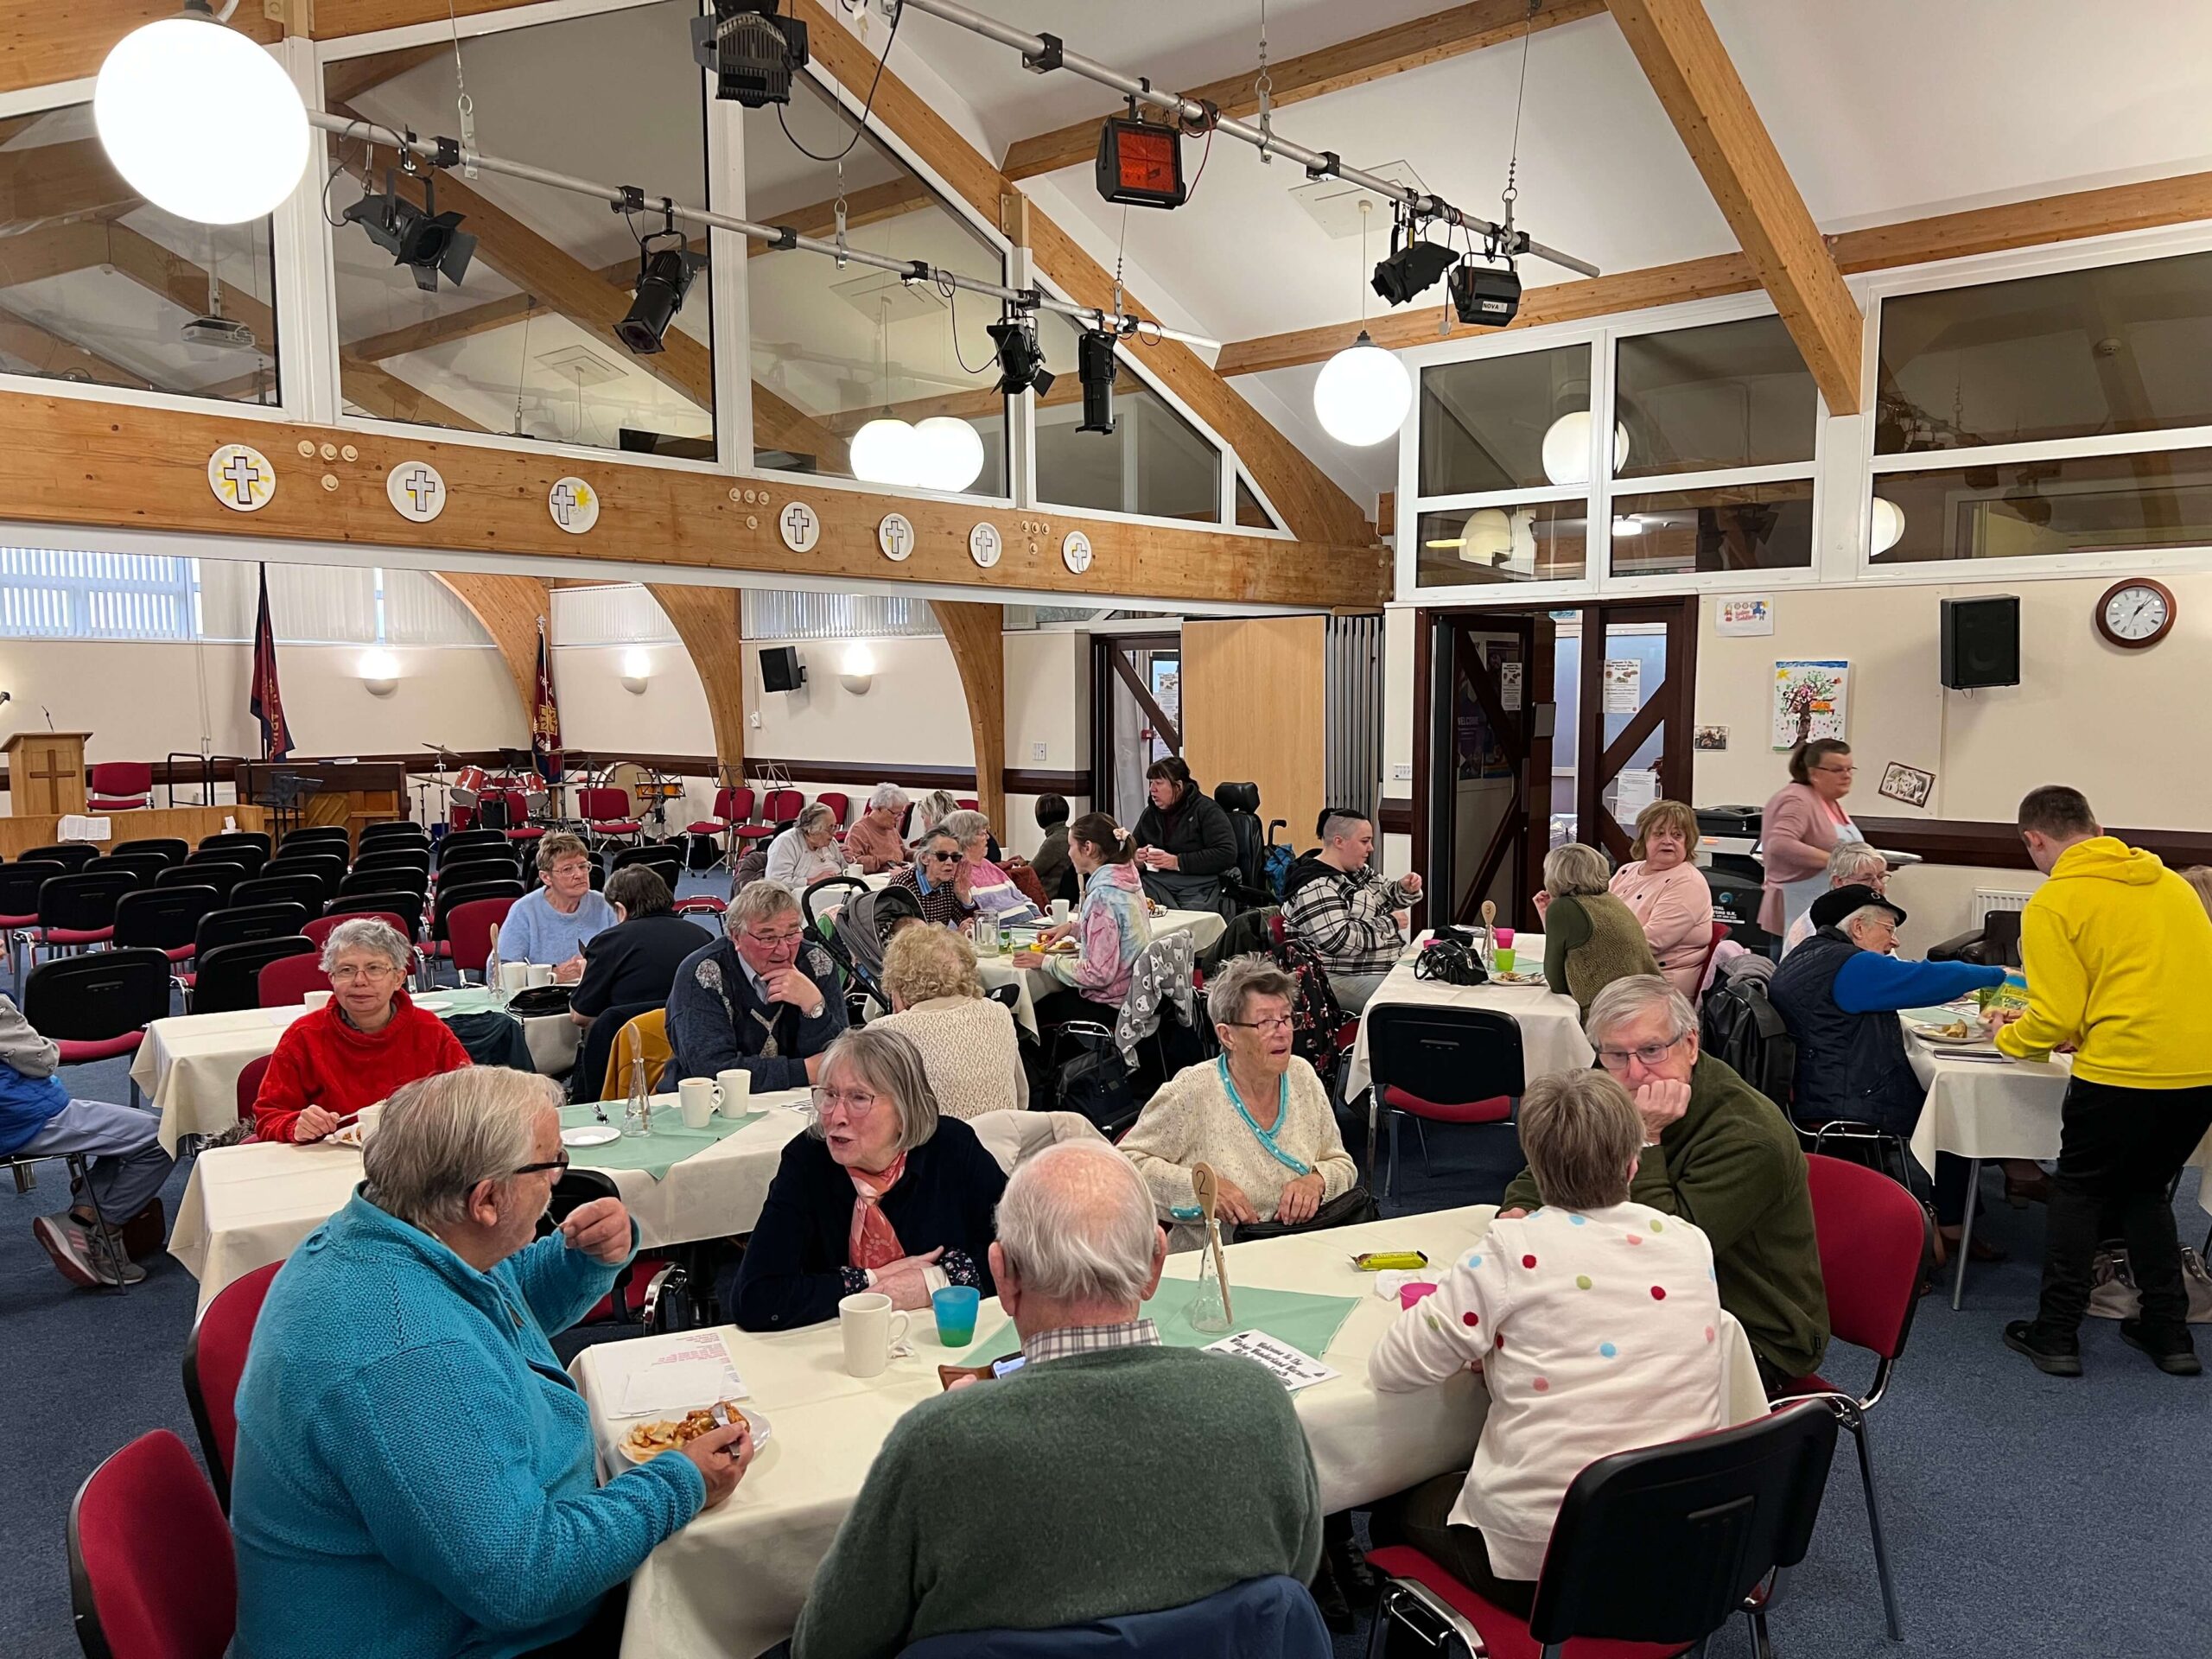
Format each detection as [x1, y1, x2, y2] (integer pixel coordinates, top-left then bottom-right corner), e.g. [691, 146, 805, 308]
[1367, 1069, 1727, 1615]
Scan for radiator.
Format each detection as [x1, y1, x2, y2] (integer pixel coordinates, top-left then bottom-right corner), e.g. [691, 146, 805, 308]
[1971, 887, 2034, 917]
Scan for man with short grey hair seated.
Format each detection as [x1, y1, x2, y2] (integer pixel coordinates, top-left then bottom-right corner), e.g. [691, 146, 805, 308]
[788, 1141, 1322, 1658]
[1280, 808, 1423, 1014]
[664, 880, 847, 1088]
[1779, 842, 1891, 957]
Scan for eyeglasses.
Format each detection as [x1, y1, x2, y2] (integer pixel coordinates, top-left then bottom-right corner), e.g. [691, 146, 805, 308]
[745, 929, 805, 950]
[1222, 1014, 1294, 1033]
[1815, 764, 1857, 777]
[1595, 1032, 1689, 1072]
[329, 962, 400, 982]
[512, 1149, 570, 1177]
[924, 849, 960, 864]
[810, 1086, 881, 1116]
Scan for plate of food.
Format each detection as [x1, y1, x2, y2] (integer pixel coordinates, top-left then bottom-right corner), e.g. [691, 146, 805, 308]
[1907, 1018, 1981, 1046]
[562, 1124, 621, 1147]
[618, 1402, 771, 1464]
[1490, 969, 1547, 987]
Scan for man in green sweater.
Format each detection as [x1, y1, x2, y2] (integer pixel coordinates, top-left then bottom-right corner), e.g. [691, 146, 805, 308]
[1502, 976, 1828, 1388]
[790, 1141, 1324, 1658]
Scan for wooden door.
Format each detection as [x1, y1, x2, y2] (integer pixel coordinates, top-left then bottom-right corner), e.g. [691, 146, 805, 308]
[1182, 616, 1327, 845]
[1572, 596, 1700, 862]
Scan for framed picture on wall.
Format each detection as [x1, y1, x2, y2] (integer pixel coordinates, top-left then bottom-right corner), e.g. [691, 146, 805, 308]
[1878, 761, 1936, 809]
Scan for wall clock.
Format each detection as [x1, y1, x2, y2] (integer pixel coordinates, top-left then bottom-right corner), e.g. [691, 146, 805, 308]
[2094, 578, 2175, 650]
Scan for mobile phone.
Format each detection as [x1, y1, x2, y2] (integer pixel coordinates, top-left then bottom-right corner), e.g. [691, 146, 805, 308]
[988, 1353, 1027, 1378]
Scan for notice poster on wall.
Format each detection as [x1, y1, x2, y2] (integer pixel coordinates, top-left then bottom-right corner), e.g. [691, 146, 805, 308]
[1602, 658, 1642, 714]
[1500, 661, 1523, 711]
[1772, 660, 1849, 750]
[1717, 596, 1774, 636]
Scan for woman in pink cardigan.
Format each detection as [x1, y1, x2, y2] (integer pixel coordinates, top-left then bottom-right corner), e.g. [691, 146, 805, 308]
[1608, 798, 1715, 1001]
[1758, 738, 1862, 936]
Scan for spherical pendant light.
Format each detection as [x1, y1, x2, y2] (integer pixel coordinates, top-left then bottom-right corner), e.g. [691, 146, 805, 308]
[913, 416, 985, 493]
[1869, 496, 1906, 556]
[1539, 410, 1631, 486]
[851, 416, 922, 488]
[95, 4, 310, 226]
[1313, 330, 1412, 448]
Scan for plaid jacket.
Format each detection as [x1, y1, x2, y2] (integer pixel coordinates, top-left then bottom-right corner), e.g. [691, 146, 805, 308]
[1281, 863, 1417, 976]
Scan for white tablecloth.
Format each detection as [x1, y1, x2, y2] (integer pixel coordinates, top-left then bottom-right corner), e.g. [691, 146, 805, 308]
[1345, 936, 1592, 1099]
[963, 907, 1227, 1035]
[168, 1089, 814, 1313]
[133, 989, 567, 1154]
[572, 1205, 1766, 1659]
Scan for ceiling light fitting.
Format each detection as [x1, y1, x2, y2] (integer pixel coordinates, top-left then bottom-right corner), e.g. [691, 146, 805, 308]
[1370, 217, 1457, 307]
[344, 164, 476, 292]
[1077, 329, 1119, 434]
[691, 0, 810, 107]
[614, 216, 706, 356]
[1449, 258, 1522, 327]
[988, 313, 1055, 398]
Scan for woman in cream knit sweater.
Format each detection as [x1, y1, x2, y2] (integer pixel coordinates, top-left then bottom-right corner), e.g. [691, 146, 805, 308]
[869, 925, 1028, 1118]
[1121, 956, 1359, 1247]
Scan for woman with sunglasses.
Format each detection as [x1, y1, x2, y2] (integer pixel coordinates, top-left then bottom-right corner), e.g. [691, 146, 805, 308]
[723, 1026, 1007, 1332]
[1120, 955, 1362, 1249]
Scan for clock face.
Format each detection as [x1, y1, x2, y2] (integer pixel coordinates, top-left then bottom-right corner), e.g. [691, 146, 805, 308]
[2104, 584, 2170, 641]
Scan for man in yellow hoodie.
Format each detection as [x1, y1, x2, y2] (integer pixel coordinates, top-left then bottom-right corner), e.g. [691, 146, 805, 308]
[1993, 785, 2212, 1377]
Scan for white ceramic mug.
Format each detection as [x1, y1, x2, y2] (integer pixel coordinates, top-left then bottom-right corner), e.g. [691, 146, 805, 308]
[527, 963, 555, 988]
[677, 1077, 716, 1129]
[497, 961, 529, 994]
[839, 1291, 910, 1378]
[715, 1068, 753, 1118]
[302, 989, 334, 1011]
[1050, 899, 1071, 925]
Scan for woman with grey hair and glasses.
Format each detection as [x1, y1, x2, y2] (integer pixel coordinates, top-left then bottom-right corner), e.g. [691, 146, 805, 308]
[230, 1069, 754, 1659]
[1120, 955, 1363, 1247]
[1534, 842, 1662, 1017]
[766, 800, 847, 894]
[842, 783, 912, 875]
[722, 1025, 1008, 1332]
[250, 917, 470, 1144]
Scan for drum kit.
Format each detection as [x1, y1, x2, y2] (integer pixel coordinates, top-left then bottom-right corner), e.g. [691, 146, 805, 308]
[423, 743, 683, 836]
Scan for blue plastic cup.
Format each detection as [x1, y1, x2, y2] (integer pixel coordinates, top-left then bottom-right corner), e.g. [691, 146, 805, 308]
[931, 1284, 981, 1347]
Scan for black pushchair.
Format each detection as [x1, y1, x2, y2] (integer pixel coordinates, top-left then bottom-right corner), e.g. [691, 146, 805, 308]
[803, 877, 922, 1020]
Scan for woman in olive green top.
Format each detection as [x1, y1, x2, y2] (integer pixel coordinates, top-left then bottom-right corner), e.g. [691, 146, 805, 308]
[1535, 843, 1662, 1015]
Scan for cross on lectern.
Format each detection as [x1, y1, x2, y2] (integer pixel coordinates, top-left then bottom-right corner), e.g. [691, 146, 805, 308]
[24, 750, 74, 810]
[399, 466, 440, 514]
[223, 453, 266, 500]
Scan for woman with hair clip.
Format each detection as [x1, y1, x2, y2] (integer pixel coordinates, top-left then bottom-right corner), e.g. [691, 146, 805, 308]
[1016, 812, 1154, 1027]
[1132, 756, 1239, 913]
[1758, 737, 1864, 940]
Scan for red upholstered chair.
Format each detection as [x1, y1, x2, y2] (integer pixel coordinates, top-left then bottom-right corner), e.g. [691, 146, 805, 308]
[760, 788, 802, 831]
[955, 797, 979, 812]
[448, 896, 515, 980]
[1770, 1154, 1929, 1643]
[236, 1054, 271, 1130]
[815, 791, 850, 830]
[0, 859, 64, 981]
[181, 1261, 281, 1511]
[257, 952, 333, 1007]
[87, 761, 155, 812]
[1368, 1402, 1838, 1659]
[67, 1429, 236, 1659]
[1364, 1001, 1524, 1198]
[577, 785, 643, 848]
[488, 788, 543, 845]
[685, 785, 748, 872]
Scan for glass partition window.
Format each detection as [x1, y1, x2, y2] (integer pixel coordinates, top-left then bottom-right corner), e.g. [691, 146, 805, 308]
[745, 74, 1006, 489]
[1415, 502, 1587, 588]
[326, 0, 713, 453]
[1875, 250, 2212, 454]
[1034, 312, 1220, 520]
[1614, 315, 1815, 477]
[1610, 481, 1814, 578]
[1419, 345, 1594, 496]
[0, 103, 278, 403]
[1870, 450, 2212, 564]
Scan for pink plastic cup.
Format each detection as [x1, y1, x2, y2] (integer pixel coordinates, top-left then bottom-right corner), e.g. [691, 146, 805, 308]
[1398, 1281, 1439, 1309]
[1496, 927, 1516, 949]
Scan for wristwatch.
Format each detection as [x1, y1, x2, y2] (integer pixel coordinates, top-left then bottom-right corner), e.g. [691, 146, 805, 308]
[804, 999, 826, 1020]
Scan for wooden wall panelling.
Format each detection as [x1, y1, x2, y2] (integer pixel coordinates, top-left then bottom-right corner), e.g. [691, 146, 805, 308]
[429, 571, 546, 718]
[931, 601, 1007, 830]
[645, 582, 747, 779]
[1180, 615, 1328, 853]
[0, 2, 280, 96]
[0, 391, 1387, 607]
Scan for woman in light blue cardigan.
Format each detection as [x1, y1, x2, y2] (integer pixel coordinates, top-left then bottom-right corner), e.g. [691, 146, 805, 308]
[229, 1070, 753, 1659]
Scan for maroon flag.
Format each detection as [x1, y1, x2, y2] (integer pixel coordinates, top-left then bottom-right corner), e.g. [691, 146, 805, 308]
[249, 563, 292, 760]
[531, 616, 562, 784]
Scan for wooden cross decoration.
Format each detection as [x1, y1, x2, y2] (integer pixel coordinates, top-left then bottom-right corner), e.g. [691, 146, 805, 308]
[24, 749, 74, 809]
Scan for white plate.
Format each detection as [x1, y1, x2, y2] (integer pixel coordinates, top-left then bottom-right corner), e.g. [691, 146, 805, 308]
[617, 1404, 772, 1464]
[413, 995, 455, 1012]
[1907, 1022, 1980, 1046]
[1490, 970, 1547, 987]
[562, 1124, 621, 1147]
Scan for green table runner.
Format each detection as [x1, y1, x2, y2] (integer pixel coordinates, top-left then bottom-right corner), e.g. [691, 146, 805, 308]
[953, 1281, 1360, 1365]
[557, 1102, 765, 1180]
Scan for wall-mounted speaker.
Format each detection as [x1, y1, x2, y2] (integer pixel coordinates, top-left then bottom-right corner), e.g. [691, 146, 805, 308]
[1940, 595, 2019, 690]
[760, 645, 805, 693]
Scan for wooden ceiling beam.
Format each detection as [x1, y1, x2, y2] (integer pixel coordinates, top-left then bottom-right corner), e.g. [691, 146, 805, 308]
[1003, 0, 1605, 181]
[932, 601, 1006, 828]
[429, 571, 547, 718]
[101, 223, 277, 346]
[646, 582, 747, 774]
[323, 42, 448, 105]
[0, 305, 153, 390]
[1603, 0, 1862, 415]
[340, 356, 488, 432]
[787, 0, 1375, 548]
[0, 137, 137, 229]
[746, 175, 936, 253]
[0, 3, 279, 97]
[345, 292, 549, 362]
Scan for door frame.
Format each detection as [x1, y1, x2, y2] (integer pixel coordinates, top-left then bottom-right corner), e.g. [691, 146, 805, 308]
[1573, 595, 1700, 864]
[1088, 631, 1182, 821]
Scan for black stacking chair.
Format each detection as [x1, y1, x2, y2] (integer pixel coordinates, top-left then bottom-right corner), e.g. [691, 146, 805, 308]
[279, 827, 352, 859]
[437, 829, 512, 866]
[359, 823, 429, 851]
[1366, 1003, 1528, 1198]
[24, 843, 98, 874]
[0, 861, 66, 981]
[163, 861, 248, 904]
[194, 903, 312, 960]
[20, 947, 173, 1111]
[259, 854, 345, 900]
[34, 870, 139, 963]
[228, 874, 328, 913]
[327, 892, 428, 933]
[83, 854, 166, 887]
[191, 937, 315, 1014]
[113, 837, 188, 867]
[113, 886, 219, 985]
[194, 835, 269, 875]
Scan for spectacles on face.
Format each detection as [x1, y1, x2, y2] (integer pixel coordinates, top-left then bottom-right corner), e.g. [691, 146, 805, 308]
[511, 1149, 570, 1177]
[329, 961, 400, 983]
[745, 927, 804, 952]
[1222, 1013, 1294, 1034]
[550, 861, 590, 880]
[1596, 1032, 1689, 1072]
[810, 1085, 881, 1118]
[1815, 764, 1856, 777]
[923, 849, 960, 865]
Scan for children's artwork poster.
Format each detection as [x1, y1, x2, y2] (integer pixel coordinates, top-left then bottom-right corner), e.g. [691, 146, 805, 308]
[1772, 660, 1848, 750]
[1717, 596, 1774, 636]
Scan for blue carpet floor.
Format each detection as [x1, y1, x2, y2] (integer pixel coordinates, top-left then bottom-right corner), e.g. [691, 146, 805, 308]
[4, 1007, 2209, 1655]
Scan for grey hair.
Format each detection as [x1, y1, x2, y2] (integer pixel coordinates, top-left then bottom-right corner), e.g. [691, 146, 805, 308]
[1205, 953, 1298, 1029]
[811, 1027, 939, 1153]
[995, 1141, 1160, 1304]
[914, 790, 961, 833]
[1542, 842, 1613, 898]
[363, 1068, 563, 1231]
[796, 801, 837, 837]
[1827, 843, 1888, 883]
[1585, 975, 1698, 1047]
[909, 823, 961, 855]
[731, 878, 801, 935]
[535, 830, 590, 874]
[1840, 904, 1897, 938]
[318, 916, 412, 976]
[1320, 810, 1370, 844]
[941, 809, 991, 848]
[867, 782, 910, 814]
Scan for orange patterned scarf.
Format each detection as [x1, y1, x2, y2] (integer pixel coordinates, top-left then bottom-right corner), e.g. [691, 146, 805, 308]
[847, 1153, 909, 1272]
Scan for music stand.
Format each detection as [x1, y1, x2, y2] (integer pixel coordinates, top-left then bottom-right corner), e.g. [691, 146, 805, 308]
[260, 771, 322, 841]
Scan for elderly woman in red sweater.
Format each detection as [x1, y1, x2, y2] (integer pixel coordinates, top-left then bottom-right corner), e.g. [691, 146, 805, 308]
[252, 918, 470, 1143]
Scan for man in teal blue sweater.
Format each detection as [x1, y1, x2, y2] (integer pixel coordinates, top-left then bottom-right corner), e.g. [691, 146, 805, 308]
[231, 1070, 754, 1659]
[790, 1141, 1323, 1658]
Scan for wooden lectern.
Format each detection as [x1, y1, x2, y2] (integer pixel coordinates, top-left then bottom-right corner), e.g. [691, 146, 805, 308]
[3, 731, 89, 817]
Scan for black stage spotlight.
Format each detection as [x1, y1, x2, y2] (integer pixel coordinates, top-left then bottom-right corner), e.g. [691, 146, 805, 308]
[1077, 328, 1118, 433]
[691, 0, 810, 107]
[343, 171, 475, 292]
[1370, 235, 1456, 307]
[615, 231, 707, 356]
[1449, 260, 1522, 327]
[988, 315, 1055, 397]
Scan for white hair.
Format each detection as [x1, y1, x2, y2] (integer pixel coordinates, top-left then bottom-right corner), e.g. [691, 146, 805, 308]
[1586, 975, 1698, 1047]
[867, 782, 910, 815]
[1840, 904, 1897, 938]
[318, 916, 413, 975]
[941, 809, 992, 847]
[796, 801, 837, 836]
[1542, 842, 1612, 898]
[731, 879, 800, 934]
[363, 1069, 561, 1231]
[1827, 843, 1888, 884]
[996, 1141, 1160, 1304]
[1204, 953, 1297, 1028]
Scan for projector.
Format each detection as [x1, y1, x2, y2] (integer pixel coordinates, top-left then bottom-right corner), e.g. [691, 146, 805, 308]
[181, 316, 259, 350]
[1449, 263, 1522, 327]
